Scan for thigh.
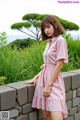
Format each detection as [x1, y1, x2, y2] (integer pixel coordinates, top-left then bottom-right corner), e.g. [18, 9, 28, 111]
[51, 111, 63, 120]
[42, 110, 51, 120]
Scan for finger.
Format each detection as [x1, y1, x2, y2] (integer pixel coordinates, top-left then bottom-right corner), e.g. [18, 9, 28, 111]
[43, 92, 50, 97]
[33, 82, 36, 87]
[43, 94, 49, 97]
[24, 81, 29, 84]
[24, 80, 33, 84]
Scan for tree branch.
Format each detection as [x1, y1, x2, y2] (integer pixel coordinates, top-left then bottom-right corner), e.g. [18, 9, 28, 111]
[18, 29, 37, 39]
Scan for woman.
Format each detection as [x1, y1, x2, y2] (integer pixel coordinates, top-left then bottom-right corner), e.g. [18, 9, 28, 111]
[25, 15, 68, 120]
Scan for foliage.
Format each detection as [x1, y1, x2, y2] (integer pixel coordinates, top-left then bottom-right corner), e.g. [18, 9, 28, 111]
[9, 38, 37, 49]
[0, 76, 7, 85]
[62, 32, 80, 71]
[0, 32, 7, 47]
[0, 33, 80, 85]
[11, 13, 79, 41]
[0, 42, 45, 84]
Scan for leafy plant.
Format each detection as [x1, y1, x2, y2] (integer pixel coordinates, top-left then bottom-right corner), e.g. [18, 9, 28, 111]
[0, 32, 7, 47]
[0, 76, 7, 85]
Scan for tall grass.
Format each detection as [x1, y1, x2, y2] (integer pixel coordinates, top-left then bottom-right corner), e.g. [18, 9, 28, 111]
[0, 41, 46, 83]
[0, 33, 80, 84]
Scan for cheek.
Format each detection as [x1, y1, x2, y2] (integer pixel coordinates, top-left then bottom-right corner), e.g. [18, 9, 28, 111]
[51, 28, 54, 34]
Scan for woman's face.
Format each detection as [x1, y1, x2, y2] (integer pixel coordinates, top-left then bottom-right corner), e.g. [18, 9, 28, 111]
[43, 23, 54, 37]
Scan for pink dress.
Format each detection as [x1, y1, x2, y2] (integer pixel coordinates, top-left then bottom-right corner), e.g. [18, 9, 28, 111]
[32, 35, 68, 118]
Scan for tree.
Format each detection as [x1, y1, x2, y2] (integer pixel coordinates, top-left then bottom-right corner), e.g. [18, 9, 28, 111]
[11, 13, 79, 41]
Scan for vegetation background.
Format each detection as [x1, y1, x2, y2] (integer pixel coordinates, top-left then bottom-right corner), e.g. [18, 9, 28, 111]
[0, 14, 80, 85]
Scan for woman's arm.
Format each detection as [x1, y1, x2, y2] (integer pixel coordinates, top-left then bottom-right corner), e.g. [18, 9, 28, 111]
[25, 71, 41, 85]
[33, 71, 41, 80]
[47, 59, 63, 86]
[43, 59, 64, 96]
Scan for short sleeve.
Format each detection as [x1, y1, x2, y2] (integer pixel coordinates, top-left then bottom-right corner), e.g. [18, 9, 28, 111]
[56, 37, 68, 64]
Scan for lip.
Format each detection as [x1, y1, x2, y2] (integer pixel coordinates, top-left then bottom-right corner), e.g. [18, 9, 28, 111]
[46, 32, 50, 35]
[47, 32, 49, 34]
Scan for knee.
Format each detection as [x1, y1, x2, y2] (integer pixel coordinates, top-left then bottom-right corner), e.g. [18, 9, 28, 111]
[51, 112, 63, 120]
[43, 112, 51, 120]
[43, 114, 48, 120]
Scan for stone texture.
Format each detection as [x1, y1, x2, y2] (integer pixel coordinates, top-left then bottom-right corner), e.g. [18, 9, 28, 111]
[66, 90, 72, 101]
[10, 118, 17, 120]
[73, 90, 76, 98]
[15, 106, 22, 115]
[28, 111, 37, 120]
[69, 72, 80, 89]
[62, 72, 71, 92]
[77, 88, 80, 96]
[22, 103, 33, 114]
[7, 81, 27, 105]
[78, 105, 80, 112]
[0, 85, 16, 110]
[66, 100, 72, 110]
[17, 115, 28, 120]
[0, 112, 1, 120]
[9, 109, 19, 119]
[73, 97, 80, 107]
[75, 112, 80, 120]
[69, 69, 80, 74]
[66, 116, 74, 120]
[26, 84, 35, 103]
[0, 69, 80, 120]
[70, 107, 77, 115]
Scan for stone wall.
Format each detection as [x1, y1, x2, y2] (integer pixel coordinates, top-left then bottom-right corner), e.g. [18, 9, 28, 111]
[0, 69, 80, 120]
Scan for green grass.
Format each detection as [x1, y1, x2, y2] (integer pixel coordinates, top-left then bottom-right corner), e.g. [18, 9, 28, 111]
[0, 34, 80, 84]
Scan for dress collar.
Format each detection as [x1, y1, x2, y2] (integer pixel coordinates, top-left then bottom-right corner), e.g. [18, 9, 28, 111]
[50, 35, 61, 42]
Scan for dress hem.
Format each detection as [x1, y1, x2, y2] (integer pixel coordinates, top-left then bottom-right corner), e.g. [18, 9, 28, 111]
[32, 96, 68, 119]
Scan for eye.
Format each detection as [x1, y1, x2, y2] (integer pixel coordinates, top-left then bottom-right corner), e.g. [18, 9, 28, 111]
[47, 26, 50, 28]
[43, 26, 50, 30]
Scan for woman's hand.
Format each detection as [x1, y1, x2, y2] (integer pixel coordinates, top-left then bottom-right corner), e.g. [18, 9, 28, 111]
[25, 77, 37, 87]
[43, 84, 52, 97]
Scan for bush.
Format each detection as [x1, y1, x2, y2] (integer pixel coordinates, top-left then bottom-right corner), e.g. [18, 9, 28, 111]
[9, 38, 37, 49]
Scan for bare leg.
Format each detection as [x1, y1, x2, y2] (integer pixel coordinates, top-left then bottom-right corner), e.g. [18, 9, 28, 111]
[42, 110, 51, 120]
[51, 111, 63, 120]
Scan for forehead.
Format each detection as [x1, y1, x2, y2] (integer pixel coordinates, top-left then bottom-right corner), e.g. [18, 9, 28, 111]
[42, 22, 51, 28]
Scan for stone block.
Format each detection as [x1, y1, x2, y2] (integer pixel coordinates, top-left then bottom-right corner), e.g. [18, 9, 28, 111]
[77, 88, 80, 96]
[7, 81, 27, 105]
[26, 84, 35, 103]
[66, 90, 72, 101]
[62, 72, 71, 92]
[70, 107, 77, 115]
[75, 112, 80, 120]
[66, 116, 74, 120]
[0, 85, 16, 110]
[78, 105, 80, 112]
[73, 97, 80, 107]
[28, 111, 37, 120]
[69, 72, 80, 89]
[69, 69, 80, 74]
[66, 100, 72, 110]
[9, 109, 19, 119]
[22, 103, 33, 114]
[73, 90, 76, 98]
